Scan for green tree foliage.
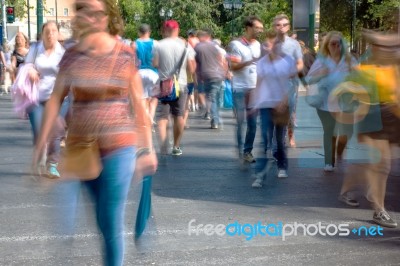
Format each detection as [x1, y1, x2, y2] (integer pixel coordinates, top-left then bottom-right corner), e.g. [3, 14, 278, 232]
[6, 0, 27, 20]
[320, 0, 352, 37]
[366, 0, 399, 32]
[118, 0, 398, 47]
[320, 0, 399, 53]
[118, 0, 290, 44]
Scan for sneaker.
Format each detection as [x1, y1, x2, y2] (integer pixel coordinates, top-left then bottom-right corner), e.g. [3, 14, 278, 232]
[277, 169, 288, 178]
[203, 112, 211, 120]
[338, 194, 359, 207]
[172, 147, 183, 156]
[47, 163, 60, 179]
[373, 210, 397, 228]
[243, 152, 256, 163]
[211, 123, 218, 129]
[252, 178, 263, 188]
[324, 164, 334, 172]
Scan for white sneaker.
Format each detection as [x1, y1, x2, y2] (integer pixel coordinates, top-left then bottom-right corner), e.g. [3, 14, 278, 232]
[324, 164, 334, 172]
[252, 178, 263, 188]
[277, 169, 288, 178]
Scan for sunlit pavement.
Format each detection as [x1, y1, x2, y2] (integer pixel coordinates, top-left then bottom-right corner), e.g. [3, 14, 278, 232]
[0, 93, 399, 265]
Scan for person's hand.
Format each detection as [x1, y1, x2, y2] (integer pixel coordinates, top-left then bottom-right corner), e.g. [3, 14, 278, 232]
[31, 144, 46, 175]
[275, 97, 289, 114]
[226, 71, 233, 80]
[28, 67, 40, 84]
[134, 152, 158, 179]
[247, 57, 257, 66]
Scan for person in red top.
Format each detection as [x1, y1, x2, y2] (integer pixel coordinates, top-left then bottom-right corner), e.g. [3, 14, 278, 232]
[32, 0, 157, 265]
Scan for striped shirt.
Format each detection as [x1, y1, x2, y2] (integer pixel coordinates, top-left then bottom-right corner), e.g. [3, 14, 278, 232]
[59, 42, 140, 152]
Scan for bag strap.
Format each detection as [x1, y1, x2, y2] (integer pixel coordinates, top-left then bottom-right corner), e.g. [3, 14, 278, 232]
[33, 43, 39, 63]
[25, 42, 40, 65]
[109, 41, 122, 76]
[174, 42, 188, 77]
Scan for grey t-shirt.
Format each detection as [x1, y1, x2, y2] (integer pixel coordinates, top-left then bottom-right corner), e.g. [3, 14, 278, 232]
[194, 41, 225, 81]
[153, 37, 195, 88]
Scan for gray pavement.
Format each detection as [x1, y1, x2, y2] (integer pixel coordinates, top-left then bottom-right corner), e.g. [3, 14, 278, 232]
[0, 92, 399, 266]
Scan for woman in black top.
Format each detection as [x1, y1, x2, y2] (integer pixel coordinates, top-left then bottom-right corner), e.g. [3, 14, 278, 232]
[11, 32, 29, 78]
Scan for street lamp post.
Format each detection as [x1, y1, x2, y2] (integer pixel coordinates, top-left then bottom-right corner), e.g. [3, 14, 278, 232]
[55, 0, 58, 25]
[159, 8, 173, 21]
[351, 0, 356, 51]
[37, 0, 44, 40]
[134, 13, 141, 22]
[2, 0, 6, 43]
[223, 0, 243, 37]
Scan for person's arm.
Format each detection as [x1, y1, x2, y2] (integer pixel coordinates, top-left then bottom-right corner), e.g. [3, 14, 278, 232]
[152, 41, 159, 68]
[11, 54, 16, 70]
[186, 45, 196, 75]
[293, 42, 304, 73]
[228, 42, 255, 71]
[296, 58, 304, 73]
[129, 70, 157, 177]
[230, 58, 255, 71]
[32, 72, 68, 167]
[187, 58, 196, 75]
[218, 52, 229, 74]
[0, 51, 6, 67]
[25, 43, 41, 83]
[305, 58, 329, 84]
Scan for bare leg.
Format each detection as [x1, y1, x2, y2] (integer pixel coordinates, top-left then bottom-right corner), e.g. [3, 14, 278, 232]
[148, 97, 158, 124]
[158, 118, 169, 154]
[173, 116, 185, 148]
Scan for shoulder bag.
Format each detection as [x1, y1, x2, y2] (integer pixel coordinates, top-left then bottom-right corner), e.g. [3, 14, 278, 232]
[157, 43, 188, 102]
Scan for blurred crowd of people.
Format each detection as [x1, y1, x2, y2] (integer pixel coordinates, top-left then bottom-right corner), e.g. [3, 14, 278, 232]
[1, 0, 399, 264]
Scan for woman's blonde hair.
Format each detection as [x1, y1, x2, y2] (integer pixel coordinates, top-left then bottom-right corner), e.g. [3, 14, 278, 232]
[320, 31, 352, 67]
[101, 0, 124, 36]
[15, 32, 30, 49]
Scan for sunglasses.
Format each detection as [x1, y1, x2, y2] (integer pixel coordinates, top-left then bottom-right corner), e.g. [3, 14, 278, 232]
[75, 3, 107, 19]
[329, 41, 341, 46]
[275, 23, 289, 27]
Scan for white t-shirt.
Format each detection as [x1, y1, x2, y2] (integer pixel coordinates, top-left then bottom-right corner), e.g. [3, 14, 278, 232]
[25, 41, 65, 101]
[251, 54, 297, 109]
[228, 38, 261, 91]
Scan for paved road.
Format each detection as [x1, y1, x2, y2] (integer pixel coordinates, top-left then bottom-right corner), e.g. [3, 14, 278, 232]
[0, 93, 399, 265]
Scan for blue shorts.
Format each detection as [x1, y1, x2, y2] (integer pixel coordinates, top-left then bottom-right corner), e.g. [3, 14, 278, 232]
[196, 81, 205, 93]
[187, 83, 195, 95]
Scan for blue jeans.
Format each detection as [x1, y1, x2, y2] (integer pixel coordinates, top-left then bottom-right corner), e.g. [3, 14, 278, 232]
[204, 79, 223, 126]
[54, 146, 136, 266]
[232, 90, 257, 154]
[273, 78, 299, 153]
[27, 99, 69, 163]
[260, 108, 287, 169]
